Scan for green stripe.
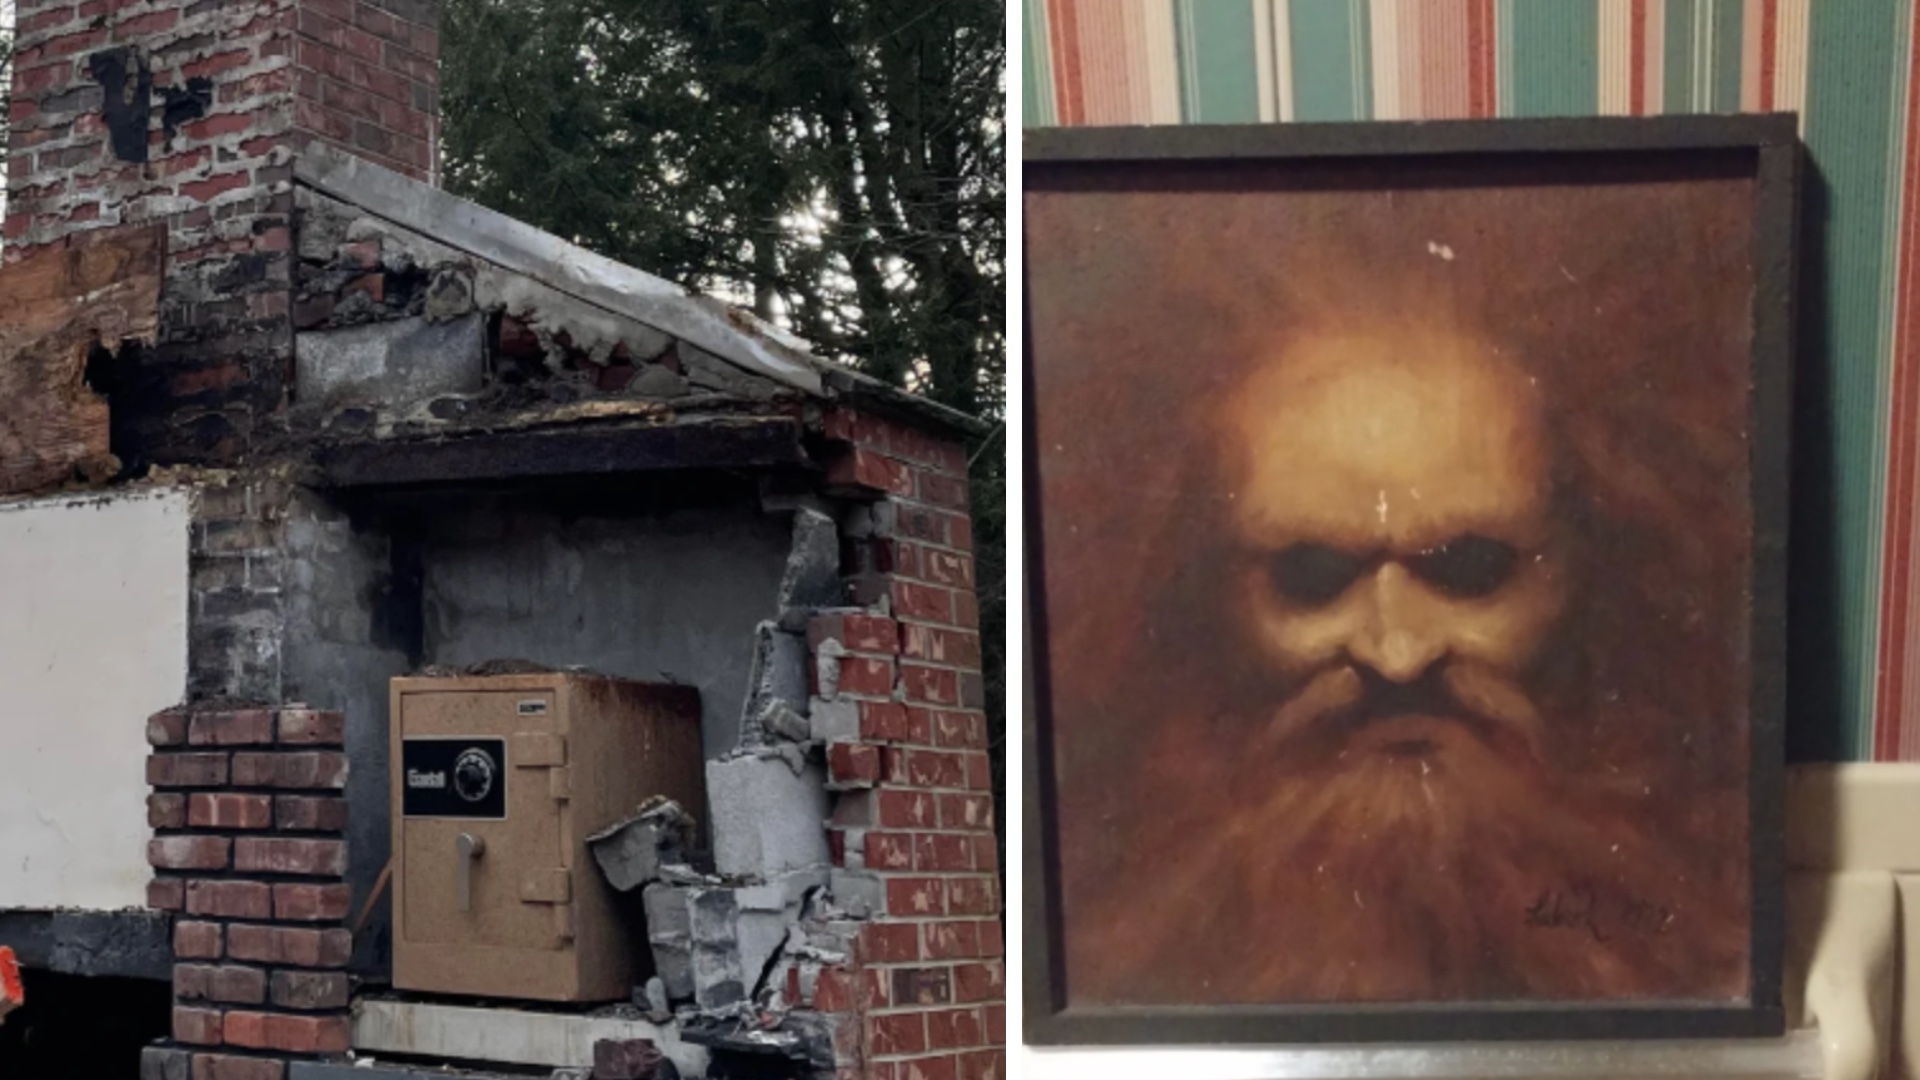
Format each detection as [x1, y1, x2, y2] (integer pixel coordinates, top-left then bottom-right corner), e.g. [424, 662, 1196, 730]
[1174, 0, 1262, 123]
[1794, 0, 1909, 761]
[1288, 0, 1370, 122]
[1708, 0, 1744, 112]
[1663, 0, 1695, 113]
[1024, 0, 1056, 127]
[1664, 0, 1745, 113]
[1496, 0, 1515, 113]
[1504, 0, 1597, 117]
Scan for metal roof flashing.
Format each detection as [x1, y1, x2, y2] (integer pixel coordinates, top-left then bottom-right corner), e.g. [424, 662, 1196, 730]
[291, 143, 985, 441]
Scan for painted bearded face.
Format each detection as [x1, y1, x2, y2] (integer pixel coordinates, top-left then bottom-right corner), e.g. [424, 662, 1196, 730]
[1071, 327, 1746, 1006]
[1221, 330, 1570, 769]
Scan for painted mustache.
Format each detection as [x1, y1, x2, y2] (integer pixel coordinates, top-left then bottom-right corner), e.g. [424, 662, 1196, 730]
[1259, 660, 1549, 763]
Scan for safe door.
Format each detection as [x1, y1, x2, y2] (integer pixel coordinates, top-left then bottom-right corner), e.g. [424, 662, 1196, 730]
[392, 684, 579, 999]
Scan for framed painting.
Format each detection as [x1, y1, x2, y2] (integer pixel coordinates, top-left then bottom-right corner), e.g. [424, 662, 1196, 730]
[1023, 114, 1794, 1044]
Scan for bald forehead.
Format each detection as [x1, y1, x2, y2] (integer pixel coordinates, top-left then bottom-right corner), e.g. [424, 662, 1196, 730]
[1222, 329, 1556, 551]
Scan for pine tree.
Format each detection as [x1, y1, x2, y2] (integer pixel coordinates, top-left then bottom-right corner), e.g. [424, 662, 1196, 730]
[440, 0, 1008, 843]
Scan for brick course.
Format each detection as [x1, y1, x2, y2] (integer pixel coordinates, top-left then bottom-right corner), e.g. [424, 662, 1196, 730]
[147, 705, 352, 1077]
[801, 408, 1004, 1080]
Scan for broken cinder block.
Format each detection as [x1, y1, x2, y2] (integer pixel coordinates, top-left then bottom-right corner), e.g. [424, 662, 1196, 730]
[587, 798, 695, 893]
[642, 883, 694, 1002]
[705, 751, 831, 879]
[689, 888, 745, 1010]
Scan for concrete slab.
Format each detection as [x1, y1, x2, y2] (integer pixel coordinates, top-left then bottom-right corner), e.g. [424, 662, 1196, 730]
[351, 999, 709, 1077]
[0, 910, 173, 980]
[705, 752, 830, 879]
[294, 313, 484, 408]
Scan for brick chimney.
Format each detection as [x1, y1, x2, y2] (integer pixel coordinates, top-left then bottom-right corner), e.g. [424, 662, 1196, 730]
[2, 0, 439, 464]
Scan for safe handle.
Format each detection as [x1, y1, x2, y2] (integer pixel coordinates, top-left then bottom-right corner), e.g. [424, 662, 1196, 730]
[456, 832, 486, 913]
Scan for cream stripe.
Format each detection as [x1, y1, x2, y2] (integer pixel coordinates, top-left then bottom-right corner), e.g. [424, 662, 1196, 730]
[1740, 0, 1763, 112]
[1142, 0, 1181, 123]
[1090, 1, 1121, 122]
[1103, 2, 1126, 123]
[1105, 0, 1126, 122]
[1428, 0, 1457, 119]
[1370, 0, 1402, 119]
[1645, 0, 1666, 114]
[1274, 0, 1297, 121]
[1774, 0, 1809, 131]
[1398, 0, 1422, 120]
[1124, 0, 1153, 122]
[1255, 0, 1278, 122]
[1599, 0, 1633, 116]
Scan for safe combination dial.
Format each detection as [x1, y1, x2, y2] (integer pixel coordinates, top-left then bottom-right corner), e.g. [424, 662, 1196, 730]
[452, 747, 497, 803]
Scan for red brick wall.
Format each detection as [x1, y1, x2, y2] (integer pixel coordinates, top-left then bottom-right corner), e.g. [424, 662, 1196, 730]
[291, 0, 439, 181]
[143, 705, 354, 1080]
[5, 0, 299, 264]
[799, 408, 1006, 1080]
[2, 0, 440, 464]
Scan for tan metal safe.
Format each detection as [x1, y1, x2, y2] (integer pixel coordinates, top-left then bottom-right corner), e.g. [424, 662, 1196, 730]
[390, 673, 704, 1002]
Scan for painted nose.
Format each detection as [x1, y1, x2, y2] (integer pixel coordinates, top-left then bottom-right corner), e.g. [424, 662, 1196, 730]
[1347, 562, 1447, 683]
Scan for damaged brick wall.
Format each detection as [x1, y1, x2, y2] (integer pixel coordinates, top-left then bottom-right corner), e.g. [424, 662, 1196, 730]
[795, 409, 1005, 1080]
[143, 704, 353, 1080]
[4, 0, 440, 469]
[0, 225, 164, 495]
[6, 0, 296, 468]
[187, 470, 300, 704]
[290, 0, 438, 183]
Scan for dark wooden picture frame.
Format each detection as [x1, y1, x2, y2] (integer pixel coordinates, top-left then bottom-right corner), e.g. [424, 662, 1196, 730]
[1023, 114, 1795, 1045]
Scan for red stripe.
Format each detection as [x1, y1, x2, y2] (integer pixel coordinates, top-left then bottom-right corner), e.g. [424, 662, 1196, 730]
[1418, 0, 1472, 119]
[1874, 0, 1920, 761]
[1759, 0, 1778, 112]
[1048, 0, 1085, 126]
[1467, 0, 1494, 117]
[1630, 0, 1648, 116]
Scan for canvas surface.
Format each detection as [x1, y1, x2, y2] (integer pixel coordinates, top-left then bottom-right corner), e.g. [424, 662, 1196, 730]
[1028, 154, 1759, 1007]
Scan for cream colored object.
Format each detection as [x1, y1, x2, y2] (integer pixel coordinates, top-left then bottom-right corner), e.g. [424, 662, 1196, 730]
[389, 673, 705, 1002]
[1786, 765, 1920, 873]
[0, 488, 189, 911]
[1786, 764, 1920, 1080]
[1896, 876, 1920, 1080]
[1785, 871, 1897, 1080]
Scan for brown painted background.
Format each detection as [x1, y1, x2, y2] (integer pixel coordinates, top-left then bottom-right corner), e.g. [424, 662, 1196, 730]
[1027, 154, 1759, 1005]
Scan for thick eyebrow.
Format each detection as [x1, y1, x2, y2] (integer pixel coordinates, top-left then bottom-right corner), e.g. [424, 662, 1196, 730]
[1234, 511, 1548, 556]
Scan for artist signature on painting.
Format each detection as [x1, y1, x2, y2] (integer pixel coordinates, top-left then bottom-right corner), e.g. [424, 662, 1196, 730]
[1524, 881, 1674, 943]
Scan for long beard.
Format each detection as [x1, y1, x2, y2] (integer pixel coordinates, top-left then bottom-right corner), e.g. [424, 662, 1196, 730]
[1061, 665, 1749, 1006]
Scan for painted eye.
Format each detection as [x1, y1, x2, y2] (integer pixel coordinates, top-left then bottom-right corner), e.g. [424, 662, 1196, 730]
[1408, 535, 1519, 598]
[1269, 543, 1367, 606]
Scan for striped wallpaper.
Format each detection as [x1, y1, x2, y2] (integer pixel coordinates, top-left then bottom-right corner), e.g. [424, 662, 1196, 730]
[1024, 0, 1920, 763]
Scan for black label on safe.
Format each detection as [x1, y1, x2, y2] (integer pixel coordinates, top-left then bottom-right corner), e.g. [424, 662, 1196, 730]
[402, 737, 507, 819]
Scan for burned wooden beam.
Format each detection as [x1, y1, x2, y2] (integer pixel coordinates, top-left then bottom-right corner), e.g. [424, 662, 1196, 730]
[310, 415, 811, 488]
[0, 225, 166, 496]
